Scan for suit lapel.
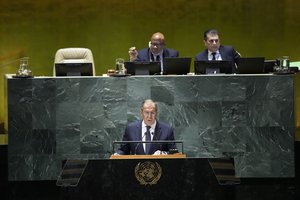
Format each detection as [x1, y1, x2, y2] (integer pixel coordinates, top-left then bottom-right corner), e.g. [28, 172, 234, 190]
[162, 49, 169, 58]
[146, 122, 161, 154]
[153, 122, 162, 140]
[204, 50, 209, 60]
[135, 121, 146, 154]
[135, 121, 142, 140]
[219, 45, 228, 60]
[147, 48, 153, 61]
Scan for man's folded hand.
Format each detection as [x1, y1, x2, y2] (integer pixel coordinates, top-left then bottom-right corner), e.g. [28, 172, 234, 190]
[153, 150, 167, 155]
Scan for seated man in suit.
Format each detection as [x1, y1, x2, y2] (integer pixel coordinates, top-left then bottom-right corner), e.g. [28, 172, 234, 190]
[128, 32, 179, 73]
[195, 29, 240, 73]
[116, 99, 176, 155]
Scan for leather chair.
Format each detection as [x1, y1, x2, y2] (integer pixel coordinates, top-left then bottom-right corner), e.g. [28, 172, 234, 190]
[53, 48, 95, 76]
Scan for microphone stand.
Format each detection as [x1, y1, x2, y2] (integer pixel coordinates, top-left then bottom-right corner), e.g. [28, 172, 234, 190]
[134, 132, 147, 155]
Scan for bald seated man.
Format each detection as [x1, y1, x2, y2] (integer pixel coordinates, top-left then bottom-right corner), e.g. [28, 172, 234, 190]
[116, 99, 176, 155]
[128, 32, 179, 64]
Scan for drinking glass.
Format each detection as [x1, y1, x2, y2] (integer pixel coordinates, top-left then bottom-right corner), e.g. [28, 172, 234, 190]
[280, 56, 290, 72]
[115, 58, 125, 75]
[17, 57, 32, 77]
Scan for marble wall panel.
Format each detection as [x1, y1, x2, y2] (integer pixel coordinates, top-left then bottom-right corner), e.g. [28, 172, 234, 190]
[6, 75, 295, 180]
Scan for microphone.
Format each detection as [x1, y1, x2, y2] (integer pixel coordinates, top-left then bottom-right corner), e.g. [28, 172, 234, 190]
[0, 57, 26, 68]
[133, 132, 147, 155]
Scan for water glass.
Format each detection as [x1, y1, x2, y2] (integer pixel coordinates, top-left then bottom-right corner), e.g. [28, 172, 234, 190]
[115, 58, 125, 75]
[280, 56, 290, 72]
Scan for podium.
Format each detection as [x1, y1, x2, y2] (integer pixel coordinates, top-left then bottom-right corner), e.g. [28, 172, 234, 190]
[59, 157, 237, 200]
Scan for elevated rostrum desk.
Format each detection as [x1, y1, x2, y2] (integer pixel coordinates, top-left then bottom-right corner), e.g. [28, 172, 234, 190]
[5, 74, 294, 181]
[5, 74, 295, 200]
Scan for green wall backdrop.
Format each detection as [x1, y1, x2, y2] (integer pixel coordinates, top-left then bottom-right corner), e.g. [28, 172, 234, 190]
[1, 0, 300, 139]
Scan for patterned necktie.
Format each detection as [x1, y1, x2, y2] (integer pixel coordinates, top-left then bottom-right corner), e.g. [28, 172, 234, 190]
[212, 52, 216, 60]
[145, 126, 151, 154]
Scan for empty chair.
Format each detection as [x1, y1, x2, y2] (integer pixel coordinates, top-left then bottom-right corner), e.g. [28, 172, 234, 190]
[53, 48, 95, 76]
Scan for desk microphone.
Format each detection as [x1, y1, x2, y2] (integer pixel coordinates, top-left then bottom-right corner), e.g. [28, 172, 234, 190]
[134, 132, 147, 155]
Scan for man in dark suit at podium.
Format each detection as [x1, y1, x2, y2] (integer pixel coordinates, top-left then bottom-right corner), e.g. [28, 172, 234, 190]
[128, 32, 179, 73]
[195, 29, 240, 73]
[116, 99, 176, 155]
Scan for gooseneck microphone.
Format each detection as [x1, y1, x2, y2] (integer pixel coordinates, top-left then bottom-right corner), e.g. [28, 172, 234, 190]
[133, 132, 147, 155]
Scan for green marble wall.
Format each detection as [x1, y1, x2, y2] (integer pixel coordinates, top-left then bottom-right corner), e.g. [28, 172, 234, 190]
[1, 0, 300, 139]
[6, 75, 295, 180]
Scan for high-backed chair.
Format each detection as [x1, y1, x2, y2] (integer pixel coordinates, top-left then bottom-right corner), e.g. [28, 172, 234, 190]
[53, 48, 95, 76]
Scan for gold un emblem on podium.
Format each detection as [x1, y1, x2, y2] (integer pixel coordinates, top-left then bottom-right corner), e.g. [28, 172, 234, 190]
[135, 161, 162, 185]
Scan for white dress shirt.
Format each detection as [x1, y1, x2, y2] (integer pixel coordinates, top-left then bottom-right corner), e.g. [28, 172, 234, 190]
[142, 120, 156, 152]
[208, 50, 222, 60]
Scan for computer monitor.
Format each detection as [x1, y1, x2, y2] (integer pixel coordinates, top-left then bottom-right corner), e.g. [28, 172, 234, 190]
[163, 57, 192, 75]
[124, 61, 161, 75]
[264, 59, 277, 73]
[237, 57, 265, 74]
[55, 63, 93, 76]
[194, 60, 233, 74]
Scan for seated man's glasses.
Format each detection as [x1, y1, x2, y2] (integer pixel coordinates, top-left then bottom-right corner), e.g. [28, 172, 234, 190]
[150, 42, 164, 47]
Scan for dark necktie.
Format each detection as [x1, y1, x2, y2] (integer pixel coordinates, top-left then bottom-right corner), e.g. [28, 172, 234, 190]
[156, 55, 160, 61]
[145, 126, 151, 154]
[212, 52, 216, 60]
